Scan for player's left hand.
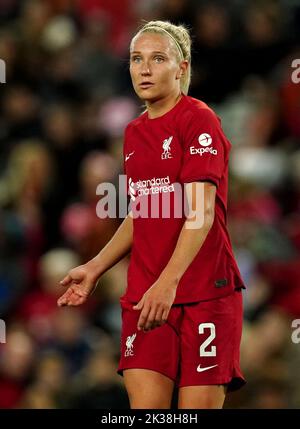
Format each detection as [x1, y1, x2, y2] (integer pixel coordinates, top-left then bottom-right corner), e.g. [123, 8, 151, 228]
[133, 279, 177, 331]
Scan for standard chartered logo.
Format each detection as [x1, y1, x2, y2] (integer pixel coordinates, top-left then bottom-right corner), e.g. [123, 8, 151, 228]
[131, 175, 175, 199]
[128, 177, 136, 201]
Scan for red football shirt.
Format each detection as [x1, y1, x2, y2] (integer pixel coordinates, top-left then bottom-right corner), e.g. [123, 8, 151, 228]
[123, 94, 245, 304]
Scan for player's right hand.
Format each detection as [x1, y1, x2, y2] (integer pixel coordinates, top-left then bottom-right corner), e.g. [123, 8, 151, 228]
[57, 264, 98, 307]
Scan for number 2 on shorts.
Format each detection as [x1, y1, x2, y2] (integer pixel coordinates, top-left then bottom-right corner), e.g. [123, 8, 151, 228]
[198, 322, 216, 357]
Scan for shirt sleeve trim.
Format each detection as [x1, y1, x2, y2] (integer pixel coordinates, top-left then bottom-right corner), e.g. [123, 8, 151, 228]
[180, 175, 219, 188]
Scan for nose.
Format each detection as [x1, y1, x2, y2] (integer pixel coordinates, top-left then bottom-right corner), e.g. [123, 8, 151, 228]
[140, 60, 151, 76]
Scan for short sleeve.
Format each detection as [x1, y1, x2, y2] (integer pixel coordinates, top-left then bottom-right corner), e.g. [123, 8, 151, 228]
[179, 109, 230, 188]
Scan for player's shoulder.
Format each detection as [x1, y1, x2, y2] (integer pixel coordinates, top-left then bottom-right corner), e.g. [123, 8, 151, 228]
[182, 95, 220, 123]
[179, 95, 230, 149]
[125, 112, 147, 134]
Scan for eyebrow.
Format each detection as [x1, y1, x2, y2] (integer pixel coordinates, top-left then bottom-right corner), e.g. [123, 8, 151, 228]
[130, 51, 167, 55]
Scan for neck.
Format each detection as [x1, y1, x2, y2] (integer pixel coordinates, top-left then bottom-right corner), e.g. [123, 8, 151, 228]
[146, 91, 183, 119]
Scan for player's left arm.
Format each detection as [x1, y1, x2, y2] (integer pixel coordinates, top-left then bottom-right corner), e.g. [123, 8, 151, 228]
[134, 181, 216, 331]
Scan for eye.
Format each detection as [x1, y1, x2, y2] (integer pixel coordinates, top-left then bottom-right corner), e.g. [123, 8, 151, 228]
[131, 56, 141, 63]
[154, 56, 165, 63]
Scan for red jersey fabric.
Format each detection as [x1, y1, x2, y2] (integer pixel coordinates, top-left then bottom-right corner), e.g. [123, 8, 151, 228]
[123, 94, 245, 304]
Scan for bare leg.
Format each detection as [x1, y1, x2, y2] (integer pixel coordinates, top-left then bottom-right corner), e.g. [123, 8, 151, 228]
[178, 385, 226, 409]
[123, 369, 174, 409]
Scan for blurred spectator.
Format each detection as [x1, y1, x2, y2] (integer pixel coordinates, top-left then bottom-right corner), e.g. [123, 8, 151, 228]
[159, 0, 194, 26]
[0, 208, 26, 316]
[61, 151, 120, 261]
[0, 141, 54, 287]
[15, 248, 82, 344]
[18, 384, 57, 409]
[41, 15, 77, 53]
[67, 344, 129, 409]
[77, 0, 134, 56]
[93, 259, 128, 338]
[0, 0, 20, 23]
[47, 307, 94, 374]
[19, 351, 68, 408]
[0, 86, 42, 149]
[74, 12, 122, 98]
[191, 2, 244, 103]
[0, 327, 36, 409]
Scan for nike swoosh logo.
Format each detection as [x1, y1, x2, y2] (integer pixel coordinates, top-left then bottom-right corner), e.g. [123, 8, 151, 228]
[125, 151, 135, 162]
[197, 364, 218, 373]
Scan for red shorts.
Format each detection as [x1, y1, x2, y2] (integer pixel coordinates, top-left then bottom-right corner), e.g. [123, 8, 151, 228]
[118, 289, 245, 391]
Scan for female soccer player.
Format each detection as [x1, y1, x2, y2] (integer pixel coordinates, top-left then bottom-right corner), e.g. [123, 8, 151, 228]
[57, 20, 246, 409]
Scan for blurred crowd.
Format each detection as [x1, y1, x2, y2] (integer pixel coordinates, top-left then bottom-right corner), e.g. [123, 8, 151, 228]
[0, 0, 300, 409]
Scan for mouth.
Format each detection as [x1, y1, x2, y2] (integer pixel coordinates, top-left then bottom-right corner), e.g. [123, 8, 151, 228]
[139, 82, 154, 89]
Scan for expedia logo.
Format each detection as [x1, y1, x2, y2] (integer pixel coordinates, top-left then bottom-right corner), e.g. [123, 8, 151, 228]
[190, 133, 217, 156]
[190, 146, 217, 156]
[198, 133, 212, 147]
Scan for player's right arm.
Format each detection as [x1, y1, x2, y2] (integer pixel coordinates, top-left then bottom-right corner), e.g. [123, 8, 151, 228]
[57, 212, 133, 307]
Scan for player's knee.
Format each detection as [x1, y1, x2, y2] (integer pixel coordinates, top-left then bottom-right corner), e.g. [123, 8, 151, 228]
[179, 396, 224, 409]
[127, 389, 171, 409]
[179, 385, 226, 409]
[199, 395, 224, 409]
[130, 398, 171, 409]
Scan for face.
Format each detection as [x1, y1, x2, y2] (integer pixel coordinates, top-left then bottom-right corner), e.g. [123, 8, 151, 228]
[130, 32, 186, 102]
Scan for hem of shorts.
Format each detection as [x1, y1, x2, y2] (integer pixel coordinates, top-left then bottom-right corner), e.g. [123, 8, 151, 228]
[117, 366, 177, 384]
[178, 376, 246, 393]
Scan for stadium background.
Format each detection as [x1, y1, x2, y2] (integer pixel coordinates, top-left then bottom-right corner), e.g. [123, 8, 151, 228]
[0, 0, 300, 409]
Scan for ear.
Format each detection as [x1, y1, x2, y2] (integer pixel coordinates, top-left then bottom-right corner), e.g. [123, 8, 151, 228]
[176, 60, 189, 80]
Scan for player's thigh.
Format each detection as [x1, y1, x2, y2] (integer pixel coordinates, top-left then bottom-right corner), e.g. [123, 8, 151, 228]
[124, 368, 174, 409]
[178, 385, 226, 409]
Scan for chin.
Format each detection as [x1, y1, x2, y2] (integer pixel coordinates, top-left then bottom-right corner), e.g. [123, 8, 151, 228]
[137, 90, 160, 103]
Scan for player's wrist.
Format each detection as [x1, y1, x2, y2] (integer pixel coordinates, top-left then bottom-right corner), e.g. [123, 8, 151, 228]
[158, 270, 181, 290]
[85, 257, 105, 283]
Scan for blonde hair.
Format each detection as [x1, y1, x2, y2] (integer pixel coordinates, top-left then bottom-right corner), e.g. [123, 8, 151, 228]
[131, 20, 192, 95]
